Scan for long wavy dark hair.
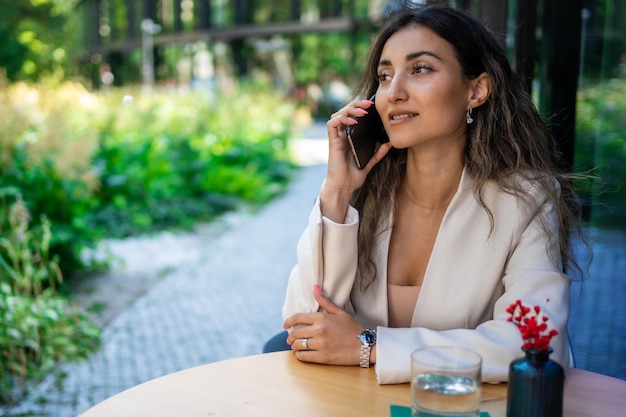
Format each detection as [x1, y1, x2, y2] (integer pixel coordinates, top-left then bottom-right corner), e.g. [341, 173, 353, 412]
[350, 3, 590, 289]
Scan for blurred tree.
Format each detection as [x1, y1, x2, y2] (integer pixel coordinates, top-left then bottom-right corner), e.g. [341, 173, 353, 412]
[0, 0, 79, 82]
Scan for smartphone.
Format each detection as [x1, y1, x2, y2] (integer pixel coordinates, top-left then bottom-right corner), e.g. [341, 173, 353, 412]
[346, 96, 389, 169]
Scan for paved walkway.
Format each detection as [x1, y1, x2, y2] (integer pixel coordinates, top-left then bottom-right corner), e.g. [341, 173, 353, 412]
[569, 227, 626, 377]
[2, 123, 625, 417]
[2, 125, 330, 417]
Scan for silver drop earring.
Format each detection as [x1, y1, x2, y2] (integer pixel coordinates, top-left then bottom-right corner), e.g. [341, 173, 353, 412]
[466, 108, 474, 124]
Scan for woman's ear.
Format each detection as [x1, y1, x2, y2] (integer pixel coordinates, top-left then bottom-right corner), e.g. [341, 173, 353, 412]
[468, 72, 491, 108]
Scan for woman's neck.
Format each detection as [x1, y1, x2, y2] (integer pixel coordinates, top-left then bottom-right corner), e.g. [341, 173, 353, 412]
[401, 152, 464, 211]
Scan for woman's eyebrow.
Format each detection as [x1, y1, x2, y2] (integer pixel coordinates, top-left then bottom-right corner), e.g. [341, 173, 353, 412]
[378, 50, 442, 67]
[406, 50, 442, 61]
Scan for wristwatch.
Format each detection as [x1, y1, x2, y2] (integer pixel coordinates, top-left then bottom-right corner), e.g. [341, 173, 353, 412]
[358, 329, 377, 368]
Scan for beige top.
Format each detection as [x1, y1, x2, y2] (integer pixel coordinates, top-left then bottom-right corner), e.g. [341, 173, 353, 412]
[387, 283, 421, 328]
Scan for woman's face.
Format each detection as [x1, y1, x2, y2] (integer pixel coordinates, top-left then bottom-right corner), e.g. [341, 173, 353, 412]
[375, 24, 474, 151]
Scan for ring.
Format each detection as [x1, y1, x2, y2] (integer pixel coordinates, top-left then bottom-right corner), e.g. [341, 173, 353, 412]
[302, 338, 309, 350]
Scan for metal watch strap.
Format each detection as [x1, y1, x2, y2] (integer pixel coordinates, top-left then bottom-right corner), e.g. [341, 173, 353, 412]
[360, 344, 372, 368]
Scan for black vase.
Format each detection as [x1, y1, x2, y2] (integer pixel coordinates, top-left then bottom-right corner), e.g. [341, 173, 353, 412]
[506, 348, 564, 417]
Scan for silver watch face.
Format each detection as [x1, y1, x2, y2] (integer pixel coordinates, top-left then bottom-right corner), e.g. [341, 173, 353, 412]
[359, 329, 377, 345]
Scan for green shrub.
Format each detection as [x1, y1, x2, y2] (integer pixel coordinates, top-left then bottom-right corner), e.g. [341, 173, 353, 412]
[0, 77, 102, 276]
[0, 190, 101, 405]
[0, 77, 297, 273]
[85, 86, 296, 239]
[575, 79, 626, 227]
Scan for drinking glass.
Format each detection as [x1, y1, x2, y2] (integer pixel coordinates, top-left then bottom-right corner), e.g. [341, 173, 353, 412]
[411, 346, 483, 417]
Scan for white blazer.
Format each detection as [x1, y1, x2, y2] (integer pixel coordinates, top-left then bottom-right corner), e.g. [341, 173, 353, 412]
[282, 169, 570, 384]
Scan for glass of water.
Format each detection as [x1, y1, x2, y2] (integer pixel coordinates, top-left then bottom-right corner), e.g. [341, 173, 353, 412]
[411, 346, 483, 417]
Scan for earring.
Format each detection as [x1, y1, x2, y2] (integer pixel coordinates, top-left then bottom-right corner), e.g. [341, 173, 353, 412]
[466, 108, 474, 124]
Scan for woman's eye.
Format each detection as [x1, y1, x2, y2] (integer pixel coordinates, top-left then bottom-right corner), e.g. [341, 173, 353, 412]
[412, 64, 431, 74]
[376, 73, 391, 82]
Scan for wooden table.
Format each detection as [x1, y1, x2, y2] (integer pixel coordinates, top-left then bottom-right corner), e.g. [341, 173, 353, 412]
[79, 351, 626, 417]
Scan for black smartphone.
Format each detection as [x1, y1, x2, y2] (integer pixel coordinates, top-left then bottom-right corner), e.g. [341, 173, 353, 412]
[346, 96, 389, 169]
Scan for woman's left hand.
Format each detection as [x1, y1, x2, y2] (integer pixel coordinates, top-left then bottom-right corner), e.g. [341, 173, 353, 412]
[283, 286, 366, 365]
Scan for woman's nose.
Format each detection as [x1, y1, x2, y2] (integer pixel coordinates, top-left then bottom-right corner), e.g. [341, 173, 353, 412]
[387, 75, 408, 102]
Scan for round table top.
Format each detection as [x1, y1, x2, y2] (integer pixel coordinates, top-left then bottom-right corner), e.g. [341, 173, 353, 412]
[79, 351, 626, 417]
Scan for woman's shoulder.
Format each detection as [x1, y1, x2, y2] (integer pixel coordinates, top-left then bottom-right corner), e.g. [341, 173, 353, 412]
[479, 169, 559, 198]
[465, 169, 560, 221]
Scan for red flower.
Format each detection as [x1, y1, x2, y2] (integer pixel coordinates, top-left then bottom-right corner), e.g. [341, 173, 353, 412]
[506, 299, 558, 351]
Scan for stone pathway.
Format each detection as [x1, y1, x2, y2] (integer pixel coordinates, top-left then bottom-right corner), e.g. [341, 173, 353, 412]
[2, 126, 329, 417]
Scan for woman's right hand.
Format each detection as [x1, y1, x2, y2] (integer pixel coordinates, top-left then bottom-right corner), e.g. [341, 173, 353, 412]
[321, 99, 392, 223]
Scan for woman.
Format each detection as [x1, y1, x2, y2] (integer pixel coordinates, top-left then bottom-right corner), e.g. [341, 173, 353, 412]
[280, 3, 587, 384]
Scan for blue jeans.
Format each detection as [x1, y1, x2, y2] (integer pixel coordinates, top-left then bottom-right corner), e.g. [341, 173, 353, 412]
[262, 330, 290, 353]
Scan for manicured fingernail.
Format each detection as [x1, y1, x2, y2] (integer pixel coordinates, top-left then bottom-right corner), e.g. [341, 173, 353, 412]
[356, 108, 368, 114]
[313, 284, 322, 295]
[365, 100, 375, 104]
[347, 117, 358, 124]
